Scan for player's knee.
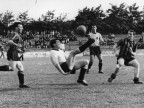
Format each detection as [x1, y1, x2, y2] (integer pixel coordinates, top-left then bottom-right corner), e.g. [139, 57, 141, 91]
[99, 60, 103, 64]
[9, 67, 14, 71]
[83, 60, 89, 69]
[20, 68, 24, 72]
[135, 62, 140, 68]
[99, 58, 103, 63]
[138, 62, 140, 68]
[85, 60, 89, 65]
[18, 66, 24, 72]
[118, 60, 124, 67]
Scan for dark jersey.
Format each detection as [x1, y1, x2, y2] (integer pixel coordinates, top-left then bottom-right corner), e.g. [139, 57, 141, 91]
[117, 38, 136, 58]
[7, 32, 23, 61]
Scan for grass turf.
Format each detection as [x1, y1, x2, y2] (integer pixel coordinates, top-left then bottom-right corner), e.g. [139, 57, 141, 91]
[0, 55, 144, 108]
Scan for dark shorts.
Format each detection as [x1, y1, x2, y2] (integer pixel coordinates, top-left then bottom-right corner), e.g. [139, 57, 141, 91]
[7, 49, 20, 61]
[0, 46, 3, 51]
[89, 46, 101, 55]
[60, 62, 71, 72]
[117, 57, 135, 66]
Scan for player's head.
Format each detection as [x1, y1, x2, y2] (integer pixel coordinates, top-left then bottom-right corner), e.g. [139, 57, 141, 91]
[127, 29, 134, 41]
[61, 40, 65, 44]
[50, 39, 61, 49]
[12, 22, 23, 34]
[91, 24, 97, 33]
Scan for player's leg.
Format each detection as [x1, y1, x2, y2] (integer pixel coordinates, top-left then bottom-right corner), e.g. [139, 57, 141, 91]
[16, 61, 29, 88]
[127, 59, 142, 84]
[9, 60, 16, 70]
[87, 54, 94, 73]
[108, 58, 124, 83]
[66, 50, 77, 70]
[74, 60, 89, 86]
[96, 54, 103, 74]
[72, 38, 95, 55]
[66, 38, 94, 70]
[19, 54, 24, 61]
[0, 60, 13, 71]
[0, 64, 13, 71]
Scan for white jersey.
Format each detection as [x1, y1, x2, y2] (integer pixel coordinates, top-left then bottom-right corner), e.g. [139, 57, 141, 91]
[50, 49, 67, 65]
[89, 32, 103, 46]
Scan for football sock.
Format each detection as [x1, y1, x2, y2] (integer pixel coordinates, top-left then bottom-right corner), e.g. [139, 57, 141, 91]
[78, 68, 87, 81]
[111, 73, 116, 79]
[79, 38, 94, 52]
[0, 65, 10, 71]
[98, 62, 103, 72]
[133, 77, 143, 84]
[88, 61, 93, 69]
[18, 72, 24, 85]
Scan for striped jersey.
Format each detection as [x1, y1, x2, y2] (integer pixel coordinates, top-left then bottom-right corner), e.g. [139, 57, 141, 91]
[117, 38, 137, 58]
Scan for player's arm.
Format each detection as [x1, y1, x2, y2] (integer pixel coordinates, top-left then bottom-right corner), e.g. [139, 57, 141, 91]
[7, 40, 22, 48]
[133, 36, 143, 53]
[129, 41, 136, 56]
[129, 47, 136, 56]
[99, 34, 105, 44]
[112, 39, 122, 55]
[50, 55, 69, 75]
[7, 35, 22, 48]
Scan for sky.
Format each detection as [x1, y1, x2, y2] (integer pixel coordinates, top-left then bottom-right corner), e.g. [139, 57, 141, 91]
[0, 0, 144, 20]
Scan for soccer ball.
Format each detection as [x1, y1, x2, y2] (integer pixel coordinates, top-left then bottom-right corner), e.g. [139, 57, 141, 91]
[75, 25, 87, 36]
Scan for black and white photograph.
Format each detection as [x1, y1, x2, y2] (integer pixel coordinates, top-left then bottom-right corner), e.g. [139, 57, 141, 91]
[0, 0, 144, 107]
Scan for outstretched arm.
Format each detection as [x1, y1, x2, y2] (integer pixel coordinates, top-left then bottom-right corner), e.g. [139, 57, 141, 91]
[113, 39, 123, 56]
[54, 64, 69, 75]
[99, 34, 105, 44]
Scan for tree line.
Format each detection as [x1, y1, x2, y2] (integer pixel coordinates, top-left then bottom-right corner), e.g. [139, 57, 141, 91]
[0, 3, 144, 36]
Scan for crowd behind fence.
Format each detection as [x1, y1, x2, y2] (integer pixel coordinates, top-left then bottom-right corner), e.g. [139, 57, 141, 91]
[1, 32, 144, 52]
[0, 30, 78, 51]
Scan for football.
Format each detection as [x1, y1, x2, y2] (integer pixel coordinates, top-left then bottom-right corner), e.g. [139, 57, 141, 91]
[75, 25, 87, 36]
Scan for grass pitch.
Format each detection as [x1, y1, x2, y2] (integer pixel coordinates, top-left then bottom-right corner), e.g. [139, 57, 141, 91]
[0, 55, 144, 108]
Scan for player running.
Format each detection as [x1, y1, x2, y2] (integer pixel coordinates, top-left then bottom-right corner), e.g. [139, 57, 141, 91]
[108, 30, 143, 84]
[0, 22, 29, 88]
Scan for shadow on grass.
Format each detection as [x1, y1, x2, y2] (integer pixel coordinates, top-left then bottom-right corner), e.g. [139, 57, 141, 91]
[0, 82, 138, 92]
[87, 82, 137, 86]
[32, 83, 83, 89]
[0, 87, 29, 92]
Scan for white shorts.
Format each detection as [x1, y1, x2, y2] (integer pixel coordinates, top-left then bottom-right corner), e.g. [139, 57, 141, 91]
[8, 60, 24, 71]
